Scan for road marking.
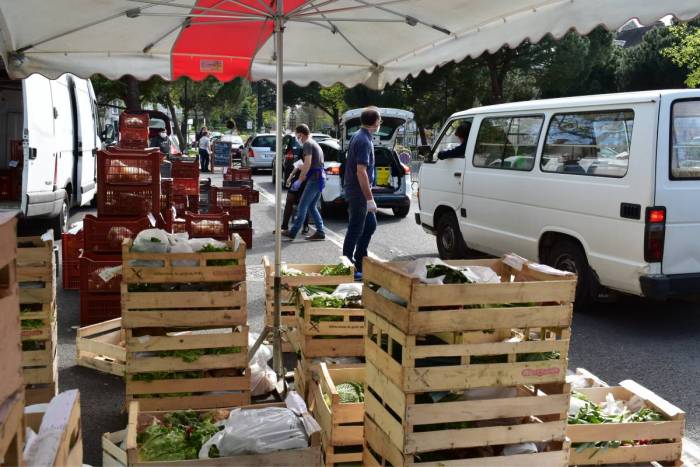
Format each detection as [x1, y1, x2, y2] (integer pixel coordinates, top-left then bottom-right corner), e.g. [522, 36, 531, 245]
[255, 184, 382, 260]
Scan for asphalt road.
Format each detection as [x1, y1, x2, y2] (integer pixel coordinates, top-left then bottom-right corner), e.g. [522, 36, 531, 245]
[46, 172, 699, 465]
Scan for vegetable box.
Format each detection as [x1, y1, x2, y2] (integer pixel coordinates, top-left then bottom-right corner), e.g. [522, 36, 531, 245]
[567, 380, 685, 466]
[101, 400, 322, 466]
[16, 234, 55, 306]
[76, 317, 126, 377]
[310, 363, 365, 466]
[21, 302, 58, 404]
[0, 391, 24, 467]
[25, 390, 83, 467]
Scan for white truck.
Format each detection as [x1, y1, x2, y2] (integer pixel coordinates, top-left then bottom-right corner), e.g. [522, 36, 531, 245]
[0, 72, 100, 233]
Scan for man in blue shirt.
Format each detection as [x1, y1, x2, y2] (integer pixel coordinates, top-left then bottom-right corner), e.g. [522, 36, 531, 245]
[342, 107, 381, 280]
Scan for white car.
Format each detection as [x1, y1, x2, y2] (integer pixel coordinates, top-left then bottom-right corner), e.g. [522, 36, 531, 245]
[311, 133, 334, 143]
[318, 108, 413, 217]
[243, 133, 276, 171]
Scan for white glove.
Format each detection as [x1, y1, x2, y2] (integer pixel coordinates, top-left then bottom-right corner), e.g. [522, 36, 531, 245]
[367, 199, 377, 212]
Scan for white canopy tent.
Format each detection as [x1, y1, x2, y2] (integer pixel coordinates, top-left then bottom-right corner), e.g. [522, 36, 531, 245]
[0, 0, 697, 375]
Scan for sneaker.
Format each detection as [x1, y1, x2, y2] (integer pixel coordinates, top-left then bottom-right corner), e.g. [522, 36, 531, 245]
[304, 232, 326, 241]
[281, 230, 295, 240]
[354, 271, 363, 282]
[302, 225, 310, 235]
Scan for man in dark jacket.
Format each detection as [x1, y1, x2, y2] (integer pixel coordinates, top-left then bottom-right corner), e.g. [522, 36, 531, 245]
[438, 123, 470, 160]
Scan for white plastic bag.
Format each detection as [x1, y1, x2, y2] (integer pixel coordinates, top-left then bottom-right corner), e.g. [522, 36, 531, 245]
[332, 283, 362, 299]
[169, 239, 196, 267]
[397, 258, 500, 285]
[248, 332, 276, 396]
[502, 442, 538, 456]
[132, 229, 169, 253]
[198, 408, 308, 458]
[187, 238, 227, 252]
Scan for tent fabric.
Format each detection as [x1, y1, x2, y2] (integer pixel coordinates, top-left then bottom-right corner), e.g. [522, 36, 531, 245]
[0, 0, 698, 88]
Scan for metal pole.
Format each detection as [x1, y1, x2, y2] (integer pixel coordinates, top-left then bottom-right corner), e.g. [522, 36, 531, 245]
[272, 0, 284, 378]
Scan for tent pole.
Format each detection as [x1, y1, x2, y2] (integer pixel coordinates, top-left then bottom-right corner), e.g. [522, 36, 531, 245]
[272, 0, 284, 378]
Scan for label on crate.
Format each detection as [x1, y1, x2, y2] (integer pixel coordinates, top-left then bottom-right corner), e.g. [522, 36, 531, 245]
[521, 367, 561, 378]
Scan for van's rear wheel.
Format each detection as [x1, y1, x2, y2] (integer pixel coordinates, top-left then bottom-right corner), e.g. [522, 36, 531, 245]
[436, 212, 467, 259]
[52, 196, 69, 238]
[547, 239, 594, 310]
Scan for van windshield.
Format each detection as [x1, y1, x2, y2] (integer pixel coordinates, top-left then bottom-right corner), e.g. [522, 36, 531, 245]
[671, 100, 700, 179]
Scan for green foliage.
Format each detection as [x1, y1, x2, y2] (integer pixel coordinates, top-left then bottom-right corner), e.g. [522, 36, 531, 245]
[619, 25, 687, 91]
[662, 23, 700, 87]
[137, 411, 221, 461]
[336, 382, 364, 403]
[319, 263, 352, 276]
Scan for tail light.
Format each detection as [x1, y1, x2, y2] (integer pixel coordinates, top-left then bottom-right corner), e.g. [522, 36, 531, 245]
[325, 166, 340, 176]
[248, 148, 255, 158]
[644, 206, 666, 262]
[402, 163, 411, 175]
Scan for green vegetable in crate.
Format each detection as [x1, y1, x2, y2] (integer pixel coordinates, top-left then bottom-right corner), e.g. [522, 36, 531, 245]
[200, 244, 238, 266]
[21, 319, 44, 329]
[425, 264, 473, 284]
[319, 263, 352, 276]
[138, 410, 221, 461]
[132, 371, 204, 382]
[336, 382, 364, 403]
[158, 346, 242, 363]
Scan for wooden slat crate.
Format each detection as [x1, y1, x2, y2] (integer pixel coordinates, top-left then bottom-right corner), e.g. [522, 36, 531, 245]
[76, 318, 126, 377]
[107, 400, 323, 466]
[567, 380, 685, 466]
[121, 236, 246, 285]
[291, 347, 364, 404]
[311, 363, 364, 466]
[125, 326, 251, 411]
[20, 302, 58, 404]
[262, 257, 355, 352]
[0, 212, 17, 276]
[17, 234, 55, 306]
[362, 256, 576, 335]
[294, 288, 365, 359]
[0, 284, 23, 407]
[0, 391, 24, 467]
[25, 390, 83, 467]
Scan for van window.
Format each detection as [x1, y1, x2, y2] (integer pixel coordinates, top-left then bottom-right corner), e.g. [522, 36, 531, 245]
[671, 99, 700, 179]
[541, 110, 633, 178]
[431, 118, 471, 161]
[473, 116, 542, 171]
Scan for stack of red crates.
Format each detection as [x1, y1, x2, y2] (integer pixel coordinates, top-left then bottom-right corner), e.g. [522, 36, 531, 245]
[79, 112, 160, 325]
[208, 185, 258, 248]
[61, 225, 83, 290]
[172, 159, 200, 218]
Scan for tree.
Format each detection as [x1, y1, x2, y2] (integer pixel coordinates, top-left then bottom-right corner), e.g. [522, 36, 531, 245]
[662, 23, 700, 87]
[284, 83, 348, 133]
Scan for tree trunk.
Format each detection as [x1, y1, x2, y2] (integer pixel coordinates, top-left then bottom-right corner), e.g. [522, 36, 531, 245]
[164, 93, 185, 152]
[123, 76, 141, 111]
[418, 124, 428, 146]
[181, 110, 189, 150]
[486, 58, 504, 104]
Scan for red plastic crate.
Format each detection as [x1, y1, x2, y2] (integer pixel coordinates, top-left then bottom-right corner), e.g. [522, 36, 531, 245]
[98, 184, 160, 217]
[171, 159, 200, 179]
[223, 167, 251, 182]
[80, 291, 121, 326]
[185, 212, 230, 240]
[119, 112, 150, 149]
[173, 219, 186, 234]
[173, 177, 199, 196]
[0, 170, 20, 201]
[61, 228, 83, 290]
[208, 187, 258, 218]
[161, 178, 173, 211]
[83, 214, 154, 254]
[79, 253, 122, 294]
[230, 223, 252, 249]
[98, 148, 161, 186]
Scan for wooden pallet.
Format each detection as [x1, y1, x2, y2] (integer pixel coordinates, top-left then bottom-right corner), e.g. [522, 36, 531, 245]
[311, 364, 364, 466]
[0, 392, 24, 467]
[125, 326, 251, 411]
[76, 318, 126, 377]
[114, 400, 322, 466]
[567, 380, 685, 466]
[17, 234, 55, 306]
[363, 414, 571, 466]
[121, 236, 246, 285]
[362, 256, 576, 335]
[25, 390, 83, 466]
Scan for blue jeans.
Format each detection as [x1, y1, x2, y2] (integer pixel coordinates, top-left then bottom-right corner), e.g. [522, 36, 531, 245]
[289, 180, 324, 236]
[199, 149, 209, 172]
[342, 197, 377, 272]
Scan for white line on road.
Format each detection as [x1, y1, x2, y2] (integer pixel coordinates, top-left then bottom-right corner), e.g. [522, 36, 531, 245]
[255, 184, 382, 261]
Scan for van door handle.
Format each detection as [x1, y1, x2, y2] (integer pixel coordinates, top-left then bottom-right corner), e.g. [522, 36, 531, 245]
[453, 172, 462, 178]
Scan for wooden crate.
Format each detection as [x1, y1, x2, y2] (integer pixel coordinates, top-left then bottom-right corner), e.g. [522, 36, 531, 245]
[21, 302, 57, 404]
[292, 351, 364, 404]
[364, 356, 570, 464]
[567, 367, 609, 389]
[0, 287, 23, 407]
[76, 318, 126, 377]
[567, 380, 684, 466]
[17, 234, 55, 306]
[363, 414, 571, 466]
[294, 289, 365, 359]
[106, 400, 323, 466]
[125, 326, 251, 411]
[0, 391, 24, 467]
[263, 256, 355, 352]
[0, 212, 17, 277]
[311, 364, 364, 466]
[25, 391, 83, 467]
[362, 256, 576, 336]
[102, 429, 128, 467]
[121, 236, 246, 286]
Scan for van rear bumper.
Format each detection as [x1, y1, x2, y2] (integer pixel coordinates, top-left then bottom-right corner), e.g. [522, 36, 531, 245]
[640, 273, 700, 300]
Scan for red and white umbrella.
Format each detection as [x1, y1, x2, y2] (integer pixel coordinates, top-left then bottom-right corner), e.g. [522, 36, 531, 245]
[1, 0, 697, 372]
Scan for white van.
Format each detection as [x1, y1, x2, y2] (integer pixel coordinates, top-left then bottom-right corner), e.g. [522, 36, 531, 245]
[0, 71, 100, 233]
[417, 90, 700, 304]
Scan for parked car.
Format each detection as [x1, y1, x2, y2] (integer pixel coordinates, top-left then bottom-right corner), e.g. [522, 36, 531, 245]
[416, 89, 700, 305]
[221, 134, 245, 162]
[326, 108, 412, 217]
[242, 133, 276, 172]
[311, 132, 333, 142]
[272, 134, 302, 185]
[0, 72, 100, 234]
